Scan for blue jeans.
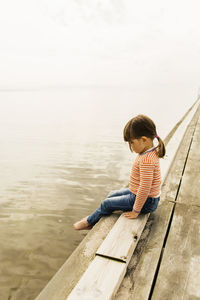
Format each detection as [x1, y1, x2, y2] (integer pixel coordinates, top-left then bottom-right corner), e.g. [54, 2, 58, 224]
[87, 188, 160, 226]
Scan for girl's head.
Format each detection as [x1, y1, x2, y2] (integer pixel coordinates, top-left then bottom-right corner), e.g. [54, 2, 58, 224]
[123, 114, 166, 158]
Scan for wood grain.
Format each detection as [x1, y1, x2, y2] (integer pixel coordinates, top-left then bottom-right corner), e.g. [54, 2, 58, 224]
[67, 256, 126, 300]
[96, 213, 149, 263]
[151, 116, 200, 299]
[152, 204, 200, 300]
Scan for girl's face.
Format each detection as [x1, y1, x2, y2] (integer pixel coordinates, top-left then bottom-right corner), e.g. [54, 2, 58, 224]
[130, 137, 153, 154]
[130, 138, 144, 153]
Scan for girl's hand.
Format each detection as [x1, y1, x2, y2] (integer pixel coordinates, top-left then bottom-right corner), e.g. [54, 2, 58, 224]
[123, 211, 139, 219]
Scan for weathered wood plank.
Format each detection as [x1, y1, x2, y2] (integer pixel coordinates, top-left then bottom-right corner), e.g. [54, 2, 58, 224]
[176, 116, 200, 206]
[115, 201, 174, 300]
[151, 204, 200, 300]
[67, 256, 126, 300]
[151, 115, 200, 300]
[115, 103, 200, 300]
[160, 99, 200, 182]
[96, 213, 149, 263]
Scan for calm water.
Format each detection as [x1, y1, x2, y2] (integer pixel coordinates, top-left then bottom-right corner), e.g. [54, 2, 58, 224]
[0, 88, 195, 299]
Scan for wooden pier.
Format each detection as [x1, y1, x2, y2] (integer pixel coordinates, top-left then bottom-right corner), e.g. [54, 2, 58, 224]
[35, 98, 200, 300]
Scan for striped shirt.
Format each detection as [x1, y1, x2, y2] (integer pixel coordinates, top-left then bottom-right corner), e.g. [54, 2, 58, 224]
[129, 148, 161, 213]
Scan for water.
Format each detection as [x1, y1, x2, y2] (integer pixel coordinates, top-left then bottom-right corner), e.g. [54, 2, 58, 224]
[0, 88, 195, 299]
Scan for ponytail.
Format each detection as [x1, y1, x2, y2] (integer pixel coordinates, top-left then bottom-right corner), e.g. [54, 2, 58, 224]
[156, 136, 166, 158]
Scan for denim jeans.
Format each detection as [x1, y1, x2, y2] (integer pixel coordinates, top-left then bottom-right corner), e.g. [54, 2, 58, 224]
[87, 188, 160, 226]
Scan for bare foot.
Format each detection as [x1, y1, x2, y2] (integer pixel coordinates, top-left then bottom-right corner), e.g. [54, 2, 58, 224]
[73, 216, 93, 230]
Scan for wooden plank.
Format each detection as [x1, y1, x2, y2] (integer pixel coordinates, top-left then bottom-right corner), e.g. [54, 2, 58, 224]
[176, 116, 200, 206]
[151, 115, 200, 299]
[151, 205, 200, 300]
[67, 256, 126, 300]
[159, 99, 200, 183]
[116, 202, 175, 300]
[115, 103, 200, 300]
[96, 213, 149, 263]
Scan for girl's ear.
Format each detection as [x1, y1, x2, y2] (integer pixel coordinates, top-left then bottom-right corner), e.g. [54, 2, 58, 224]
[141, 136, 148, 143]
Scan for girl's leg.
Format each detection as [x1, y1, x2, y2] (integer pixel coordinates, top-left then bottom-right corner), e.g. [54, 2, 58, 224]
[141, 196, 160, 214]
[87, 190, 136, 226]
[73, 189, 133, 230]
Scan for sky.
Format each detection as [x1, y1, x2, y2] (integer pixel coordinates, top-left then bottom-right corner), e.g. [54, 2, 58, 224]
[0, 0, 200, 94]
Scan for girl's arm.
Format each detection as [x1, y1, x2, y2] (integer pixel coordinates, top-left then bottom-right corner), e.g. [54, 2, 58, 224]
[133, 162, 154, 213]
[123, 162, 155, 219]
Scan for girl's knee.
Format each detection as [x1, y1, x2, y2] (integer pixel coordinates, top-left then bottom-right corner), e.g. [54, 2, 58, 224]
[100, 199, 114, 213]
[101, 199, 110, 209]
[107, 188, 129, 198]
[107, 189, 117, 197]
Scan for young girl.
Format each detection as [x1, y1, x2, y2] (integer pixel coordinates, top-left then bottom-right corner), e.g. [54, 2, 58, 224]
[73, 114, 165, 230]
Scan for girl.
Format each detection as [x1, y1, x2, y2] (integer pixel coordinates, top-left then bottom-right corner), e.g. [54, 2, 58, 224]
[73, 114, 165, 230]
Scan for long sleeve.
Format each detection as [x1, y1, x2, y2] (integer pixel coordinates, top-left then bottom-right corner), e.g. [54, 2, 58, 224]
[133, 162, 155, 212]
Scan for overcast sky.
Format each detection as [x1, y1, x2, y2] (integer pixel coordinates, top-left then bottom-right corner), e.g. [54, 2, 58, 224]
[0, 0, 200, 92]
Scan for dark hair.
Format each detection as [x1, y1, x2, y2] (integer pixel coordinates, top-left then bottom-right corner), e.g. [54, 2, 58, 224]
[123, 114, 166, 158]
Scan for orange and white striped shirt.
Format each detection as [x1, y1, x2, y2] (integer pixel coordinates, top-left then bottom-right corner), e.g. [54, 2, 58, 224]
[129, 148, 161, 213]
